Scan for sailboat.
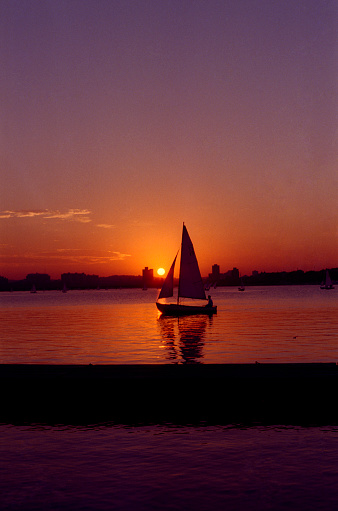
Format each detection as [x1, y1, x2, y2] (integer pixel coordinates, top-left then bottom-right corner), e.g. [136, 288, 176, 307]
[320, 269, 335, 290]
[156, 224, 217, 315]
[238, 278, 245, 291]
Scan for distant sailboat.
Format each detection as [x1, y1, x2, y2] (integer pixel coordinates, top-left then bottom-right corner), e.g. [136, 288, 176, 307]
[156, 224, 217, 315]
[30, 284, 37, 294]
[62, 282, 67, 293]
[320, 270, 334, 290]
[238, 278, 245, 291]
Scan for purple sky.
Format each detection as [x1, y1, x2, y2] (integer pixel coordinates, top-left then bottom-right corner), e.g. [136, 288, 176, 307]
[1, 0, 337, 278]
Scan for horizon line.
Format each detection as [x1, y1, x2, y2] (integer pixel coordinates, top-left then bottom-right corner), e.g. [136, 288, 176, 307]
[3, 266, 337, 282]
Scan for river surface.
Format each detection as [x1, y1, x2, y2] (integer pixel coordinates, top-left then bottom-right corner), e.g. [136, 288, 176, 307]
[1, 423, 338, 511]
[0, 285, 337, 364]
[1, 286, 338, 510]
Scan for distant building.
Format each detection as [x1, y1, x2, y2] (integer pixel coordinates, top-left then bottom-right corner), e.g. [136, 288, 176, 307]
[231, 267, 239, 280]
[142, 267, 154, 288]
[211, 264, 220, 279]
[26, 273, 51, 289]
[209, 264, 219, 282]
[0, 276, 9, 291]
[61, 272, 99, 289]
[208, 265, 240, 286]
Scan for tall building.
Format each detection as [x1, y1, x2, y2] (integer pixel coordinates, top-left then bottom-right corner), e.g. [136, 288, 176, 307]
[142, 267, 154, 288]
[211, 264, 220, 280]
[231, 267, 239, 280]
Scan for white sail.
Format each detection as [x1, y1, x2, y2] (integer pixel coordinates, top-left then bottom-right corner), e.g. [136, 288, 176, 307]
[158, 254, 177, 299]
[320, 269, 334, 290]
[325, 270, 333, 287]
[178, 224, 206, 300]
[238, 278, 245, 291]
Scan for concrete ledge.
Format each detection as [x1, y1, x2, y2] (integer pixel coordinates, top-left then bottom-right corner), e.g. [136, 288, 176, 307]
[1, 363, 338, 425]
[1, 362, 338, 379]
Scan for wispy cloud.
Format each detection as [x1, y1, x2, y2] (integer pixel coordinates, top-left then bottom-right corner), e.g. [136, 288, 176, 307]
[0, 210, 46, 219]
[54, 248, 131, 263]
[107, 251, 131, 261]
[96, 224, 115, 229]
[0, 250, 131, 265]
[44, 209, 92, 222]
[0, 209, 92, 222]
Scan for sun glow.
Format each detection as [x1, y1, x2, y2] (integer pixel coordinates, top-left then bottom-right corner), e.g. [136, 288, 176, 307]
[157, 268, 165, 276]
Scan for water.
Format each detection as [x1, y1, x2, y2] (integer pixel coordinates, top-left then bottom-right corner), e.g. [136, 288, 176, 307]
[1, 286, 338, 510]
[1, 423, 338, 510]
[0, 285, 337, 364]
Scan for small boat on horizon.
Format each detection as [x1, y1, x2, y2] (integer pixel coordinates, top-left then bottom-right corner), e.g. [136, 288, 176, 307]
[238, 277, 245, 291]
[156, 224, 217, 316]
[320, 269, 335, 290]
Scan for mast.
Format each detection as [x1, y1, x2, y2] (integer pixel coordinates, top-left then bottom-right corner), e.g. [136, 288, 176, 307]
[177, 222, 206, 303]
[177, 223, 184, 305]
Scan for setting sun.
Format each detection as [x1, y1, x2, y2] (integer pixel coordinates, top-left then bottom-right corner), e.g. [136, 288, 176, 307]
[157, 268, 165, 276]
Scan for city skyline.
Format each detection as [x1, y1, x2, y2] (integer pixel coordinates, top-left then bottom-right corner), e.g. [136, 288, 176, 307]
[1, 1, 337, 280]
[2, 263, 337, 285]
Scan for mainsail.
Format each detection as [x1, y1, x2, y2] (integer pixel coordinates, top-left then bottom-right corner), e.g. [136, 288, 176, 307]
[158, 254, 177, 299]
[178, 224, 206, 301]
[325, 270, 333, 287]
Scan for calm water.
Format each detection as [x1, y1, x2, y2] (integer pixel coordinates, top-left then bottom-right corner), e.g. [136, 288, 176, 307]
[0, 285, 337, 364]
[1, 423, 338, 511]
[1, 286, 338, 510]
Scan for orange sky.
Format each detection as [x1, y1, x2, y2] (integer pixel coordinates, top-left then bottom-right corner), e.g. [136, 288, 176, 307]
[1, 1, 337, 280]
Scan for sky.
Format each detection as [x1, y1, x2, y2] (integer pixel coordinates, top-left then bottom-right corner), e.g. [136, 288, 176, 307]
[1, 0, 337, 280]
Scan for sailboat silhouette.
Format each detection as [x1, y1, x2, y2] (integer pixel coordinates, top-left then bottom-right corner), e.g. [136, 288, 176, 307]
[156, 224, 217, 315]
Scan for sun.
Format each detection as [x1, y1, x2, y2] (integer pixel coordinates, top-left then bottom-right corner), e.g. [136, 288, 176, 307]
[157, 268, 165, 276]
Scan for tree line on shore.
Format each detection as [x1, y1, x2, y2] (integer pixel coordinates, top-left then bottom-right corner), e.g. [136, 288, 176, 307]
[0, 268, 337, 292]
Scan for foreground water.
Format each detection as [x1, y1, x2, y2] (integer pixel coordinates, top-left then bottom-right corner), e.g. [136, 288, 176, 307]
[0, 285, 337, 364]
[1, 423, 338, 511]
[1, 286, 337, 510]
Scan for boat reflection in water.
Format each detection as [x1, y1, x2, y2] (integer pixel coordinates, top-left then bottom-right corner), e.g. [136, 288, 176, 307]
[158, 314, 213, 363]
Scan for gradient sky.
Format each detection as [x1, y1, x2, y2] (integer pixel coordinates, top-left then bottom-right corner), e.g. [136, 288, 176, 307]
[1, 0, 337, 280]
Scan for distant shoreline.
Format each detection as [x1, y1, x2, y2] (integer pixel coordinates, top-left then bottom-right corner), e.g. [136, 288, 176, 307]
[1, 267, 337, 291]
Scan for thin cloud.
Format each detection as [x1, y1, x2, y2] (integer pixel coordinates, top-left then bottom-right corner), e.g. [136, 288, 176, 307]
[52, 248, 131, 262]
[55, 248, 131, 262]
[108, 251, 131, 261]
[96, 224, 116, 229]
[44, 209, 92, 222]
[0, 209, 92, 222]
[0, 210, 47, 219]
[0, 249, 131, 265]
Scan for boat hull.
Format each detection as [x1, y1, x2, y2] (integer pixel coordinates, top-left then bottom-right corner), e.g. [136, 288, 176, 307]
[156, 302, 217, 316]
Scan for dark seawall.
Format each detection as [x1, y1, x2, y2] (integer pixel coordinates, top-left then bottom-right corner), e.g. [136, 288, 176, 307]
[1, 363, 338, 425]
